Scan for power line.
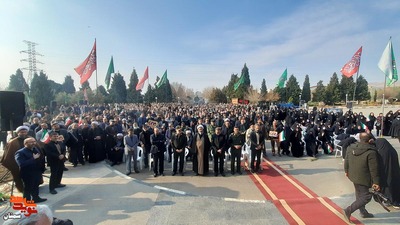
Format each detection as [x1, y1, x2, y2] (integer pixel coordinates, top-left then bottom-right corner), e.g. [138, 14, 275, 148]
[20, 40, 44, 87]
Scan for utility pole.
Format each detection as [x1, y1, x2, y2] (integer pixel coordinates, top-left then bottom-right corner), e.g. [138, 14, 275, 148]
[20, 40, 44, 87]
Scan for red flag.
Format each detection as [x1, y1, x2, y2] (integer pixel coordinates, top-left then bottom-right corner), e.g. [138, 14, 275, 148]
[341, 46, 362, 78]
[75, 40, 97, 84]
[136, 66, 149, 91]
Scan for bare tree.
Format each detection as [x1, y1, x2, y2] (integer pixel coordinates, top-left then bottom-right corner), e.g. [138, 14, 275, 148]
[265, 90, 280, 102]
[202, 86, 215, 101]
[244, 86, 261, 103]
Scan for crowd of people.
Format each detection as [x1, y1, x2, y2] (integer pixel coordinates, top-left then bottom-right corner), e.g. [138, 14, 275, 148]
[1, 102, 400, 218]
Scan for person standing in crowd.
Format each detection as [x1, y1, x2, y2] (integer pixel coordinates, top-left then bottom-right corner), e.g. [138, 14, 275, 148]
[366, 112, 376, 132]
[185, 129, 193, 161]
[192, 125, 210, 176]
[269, 120, 282, 156]
[124, 128, 139, 175]
[171, 126, 187, 176]
[81, 122, 90, 162]
[140, 124, 152, 168]
[343, 132, 381, 222]
[165, 123, 175, 163]
[375, 113, 383, 137]
[389, 114, 400, 143]
[1, 126, 31, 192]
[150, 127, 166, 177]
[15, 137, 46, 203]
[105, 119, 118, 161]
[249, 124, 265, 173]
[375, 138, 400, 208]
[88, 121, 106, 163]
[66, 123, 84, 167]
[35, 122, 50, 142]
[228, 126, 244, 175]
[212, 127, 227, 177]
[44, 131, 67, 195]
[383, 110, 394, 136]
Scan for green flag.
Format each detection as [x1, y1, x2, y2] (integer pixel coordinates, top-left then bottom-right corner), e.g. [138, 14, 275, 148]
[378, 39, 398, 86]
[155, 70, 168, 88]
[233, 75, 245, 91]
[277, 68, 287, 88]
[105, 56, 115, 89]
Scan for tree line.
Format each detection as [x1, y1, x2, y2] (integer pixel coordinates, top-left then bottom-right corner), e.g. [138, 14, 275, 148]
[5, 64, 399, 109]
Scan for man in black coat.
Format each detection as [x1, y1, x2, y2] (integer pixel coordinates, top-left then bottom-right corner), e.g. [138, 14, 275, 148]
[15, 137, 46, 203]
[212, 127, 227, 176]
[171, 126, 187, 176]
[249, 124, 265, 173]
[44, 131, 67, 195]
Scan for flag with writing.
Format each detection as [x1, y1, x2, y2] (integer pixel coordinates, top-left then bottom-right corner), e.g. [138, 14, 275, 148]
[136, 67, 149, 91]
[74, 40, 97, 85]
[40, 130, 50, 144]
[277, 69, 287, 88]
[105, 56, 114, 89]
[378, 39, 398, 86]
[155, 70, 168, 88]
[341, 46, 362, 78]
[233, 75, 245, 91]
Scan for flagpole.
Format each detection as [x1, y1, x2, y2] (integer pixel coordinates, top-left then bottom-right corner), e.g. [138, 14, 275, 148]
[352, 55, 362, 102]
[95, 38, 98, 95]
[381, 75, 387, 137]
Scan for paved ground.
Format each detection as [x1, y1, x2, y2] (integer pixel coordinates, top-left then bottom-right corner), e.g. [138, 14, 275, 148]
[1, 106, 399, 224]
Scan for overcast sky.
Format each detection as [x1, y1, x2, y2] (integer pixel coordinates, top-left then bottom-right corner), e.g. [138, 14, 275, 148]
[1, 0, 399, 92]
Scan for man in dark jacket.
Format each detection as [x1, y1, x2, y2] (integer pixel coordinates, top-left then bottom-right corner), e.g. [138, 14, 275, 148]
[44, 131, 67, 195]
[212, 127, 227, 176]
[171, 126, 187, 176]
[343, 132, 381, 222]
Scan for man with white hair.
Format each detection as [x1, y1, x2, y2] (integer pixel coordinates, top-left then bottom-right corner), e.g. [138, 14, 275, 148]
[1, 126, 31, 192]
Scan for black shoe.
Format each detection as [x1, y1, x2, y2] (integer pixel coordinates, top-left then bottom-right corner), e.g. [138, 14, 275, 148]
[172, 172, 176, 176]
[161, 173, 165, 176]
[63, 167, 69, 171]
[126, 172, 131, 175]
[195, 173, 199, 176]
[360, 212, 374, 218]
[180, 172, 184, 176]
[34, 197, 47, 203]
[50, 189, 58, 195]
[221, 172, 226, 177]
[56, 184, 66, 188]
[231, 172, 235, 175]
[250, 169, 255, 173]
[154, 173, 158, 177]
[135, 170, 140, 173]
[237, 171, 242, 175]
[110, 162, 116, 166]
[214, 173, 218, 177]
[342, 208, 352, 223]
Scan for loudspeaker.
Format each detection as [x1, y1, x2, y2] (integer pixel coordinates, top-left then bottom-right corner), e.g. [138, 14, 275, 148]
[0, 91, 26, 131]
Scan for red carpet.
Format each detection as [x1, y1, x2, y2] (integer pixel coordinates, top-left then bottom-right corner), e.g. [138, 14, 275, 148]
[246, 158, 362, 225]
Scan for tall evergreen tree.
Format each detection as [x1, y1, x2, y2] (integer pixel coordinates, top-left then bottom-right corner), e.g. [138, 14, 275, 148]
[108, 73, 127, 103]
[30, 71, 54, 108]
[154, 79, 173, 102]
[285, 75, 302, 104]
[325, 72, 341, 105]
[260, 79, 267, 99]
[127, 68, 142, 103]
[234, 63, 251, 99]
[223, 73, 239, 100]
[144, 84, 155, 103]
[355, 75, 371, 101]
[301, 75, 311, 102]
[313, 80, 326, 102]
[209, 88, 227, 103]
[7, 69, 29, 92]
[62, 75, 76, 94]
[339, 75, 355, 102]
[373, 89, 377, 102]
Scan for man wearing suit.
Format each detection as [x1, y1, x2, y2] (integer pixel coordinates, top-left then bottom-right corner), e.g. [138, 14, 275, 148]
[150, 127, 166, 177]
[15, 137, 46, 203]
[44, 131, 66, 195]
[124, 128, 140, 175]
[228, 126, 244, 175]
[171, 126, 187, 176]
[249, 124, 265, 173]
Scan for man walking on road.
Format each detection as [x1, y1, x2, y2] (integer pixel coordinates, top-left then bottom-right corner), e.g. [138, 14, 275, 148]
[343, 132, 381, 223]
